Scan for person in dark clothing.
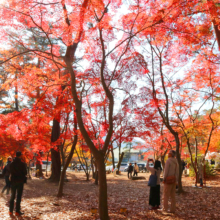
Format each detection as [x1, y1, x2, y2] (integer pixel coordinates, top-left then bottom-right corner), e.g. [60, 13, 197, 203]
[181, 160, 186, 172]
[127, 163, 133, 179]
[1, 157, 12, 195]
[146, 159, 162, 210]
[9, 151, 27, 216]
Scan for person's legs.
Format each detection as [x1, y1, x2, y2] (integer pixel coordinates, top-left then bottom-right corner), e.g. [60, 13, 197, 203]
[1, 176, 8, 193]
[170, 184, 176, 213]
[5, 176, 10, 194]
[149, 186, 157, 207]
[1, 185, 6, 194]
[15, 183, 24, 213]
[10, 184, 17, 213]
[155, 185, 160, 207]
[149, 186, 153, 207]
[200, 178, 203, 186]
[127, 172, 129, 179]
[163, 184, 171, 211]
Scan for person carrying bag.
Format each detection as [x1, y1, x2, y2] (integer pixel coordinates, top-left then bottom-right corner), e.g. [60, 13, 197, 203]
[163, 150, 179, 213]
[146, 159, 162, 210]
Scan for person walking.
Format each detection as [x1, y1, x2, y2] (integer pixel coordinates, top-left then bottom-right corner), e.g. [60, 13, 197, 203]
[1, 157, 12, 195]
[146, 159, 162, 210]
[127, 163, 133, 179]
[163, 150, 179, 213]
[133, 163, 139, 176]
[9, 151, 27, 216]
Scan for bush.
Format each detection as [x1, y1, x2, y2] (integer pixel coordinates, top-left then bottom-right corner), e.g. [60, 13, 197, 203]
[205, 163, 216, 177]
[215, 163, 220, 169]
[189, 162, 216, 177]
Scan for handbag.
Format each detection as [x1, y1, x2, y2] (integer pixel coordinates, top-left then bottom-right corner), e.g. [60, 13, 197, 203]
[148, 171, 157, 187]
[165, 163, 177, 184]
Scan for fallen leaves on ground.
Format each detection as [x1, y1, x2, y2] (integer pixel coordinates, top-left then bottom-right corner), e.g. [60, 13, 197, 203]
[0, 172, 220, 219]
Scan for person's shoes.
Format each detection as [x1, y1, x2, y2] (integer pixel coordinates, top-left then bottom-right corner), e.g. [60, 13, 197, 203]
[158, 208, 168, 212]
[154, 206, 160, 210]
[15, 212, 24, 216]
[9, 212, 13, 216]
[152, 207, 158, 210]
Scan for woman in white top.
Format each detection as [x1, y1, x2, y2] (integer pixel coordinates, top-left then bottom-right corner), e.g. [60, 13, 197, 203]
[146, 159, 162, 210]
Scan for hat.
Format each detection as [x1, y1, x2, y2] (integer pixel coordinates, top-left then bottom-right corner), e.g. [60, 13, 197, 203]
[7, 156, 12, 161]
[168, 150, 176, 157]
[16, 151, 22, 157]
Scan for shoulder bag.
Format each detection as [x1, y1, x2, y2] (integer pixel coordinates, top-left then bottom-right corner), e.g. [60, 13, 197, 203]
[165, 163, 177, 184]
[148, 171, 157, 187]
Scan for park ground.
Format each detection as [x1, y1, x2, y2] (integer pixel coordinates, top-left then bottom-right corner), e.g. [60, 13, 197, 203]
[0, 172, 220, 220]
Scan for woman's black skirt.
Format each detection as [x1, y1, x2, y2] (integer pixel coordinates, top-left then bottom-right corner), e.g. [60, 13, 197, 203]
[149, 185, 160, 207]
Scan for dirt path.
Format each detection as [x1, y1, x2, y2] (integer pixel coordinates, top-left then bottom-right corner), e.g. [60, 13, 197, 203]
[0, 172, 219, 219]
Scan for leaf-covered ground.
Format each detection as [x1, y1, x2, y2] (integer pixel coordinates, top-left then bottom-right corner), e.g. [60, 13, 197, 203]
[0, 171, 220, 219]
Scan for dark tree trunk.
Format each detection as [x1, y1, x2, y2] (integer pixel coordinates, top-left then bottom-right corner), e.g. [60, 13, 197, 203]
[50, 118, 61, 182]
[86, 172, 89, 181]
[97, 156, 109, 220]
[36, 164, 43, 177]
[95, 164, 98, 185]
[57, 112, 77, 197]
[15, 72, 19, 111]
[91, 156, 95, 179]
[160, 154, 165, 170]
[46, 151, 50, 177]
[111, 147, 115, 169]
[174, 134, 183, 193]
[117, 152, 124, 174]
[50, 148, 61, 182]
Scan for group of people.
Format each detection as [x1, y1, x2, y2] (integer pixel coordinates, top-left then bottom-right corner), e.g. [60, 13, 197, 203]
[1, 150, 179, 216]
[1, 151, 27, 216]
[127, 150, 179, 213]
[127, 162, 139, 178]
[147, 150, 179, 212]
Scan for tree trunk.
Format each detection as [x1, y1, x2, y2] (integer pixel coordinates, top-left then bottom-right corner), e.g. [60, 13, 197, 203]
[50, 148, 61, 182]
[57, 169, 66, 197]
[57, 111, 77, 197]
[117, 152, 124, 174]
[174, 134, 183, 193]
[111, 147, 115, 169]
[91, 156, 95, 179]
[15, 72, 19, 111]
[97, 156, 109, 220]
[160, 154, 165, 170]
[50, 119, 61, 182]
[46, 151, 49, 177]
[95, 169, 98, 185]
[36, 164, 43, 177]
[86, 172, 89, 181]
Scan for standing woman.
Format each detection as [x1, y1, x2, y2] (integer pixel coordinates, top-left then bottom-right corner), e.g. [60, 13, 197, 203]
[1, 157, 12, 195]
[146, 159, 162, 210]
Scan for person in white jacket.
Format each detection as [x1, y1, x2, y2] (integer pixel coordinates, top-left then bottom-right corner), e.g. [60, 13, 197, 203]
[146, 159, 162, 210]
[163, 150, 179, 213]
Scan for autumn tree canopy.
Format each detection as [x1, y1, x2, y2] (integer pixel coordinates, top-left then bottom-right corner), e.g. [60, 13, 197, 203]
[0, 0, 220, 218]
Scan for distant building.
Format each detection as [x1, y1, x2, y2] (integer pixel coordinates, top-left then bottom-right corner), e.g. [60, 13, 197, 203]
[122, 151, 144, 162]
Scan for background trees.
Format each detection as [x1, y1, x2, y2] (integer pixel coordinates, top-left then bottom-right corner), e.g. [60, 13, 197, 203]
[0, 0, 220, 219]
